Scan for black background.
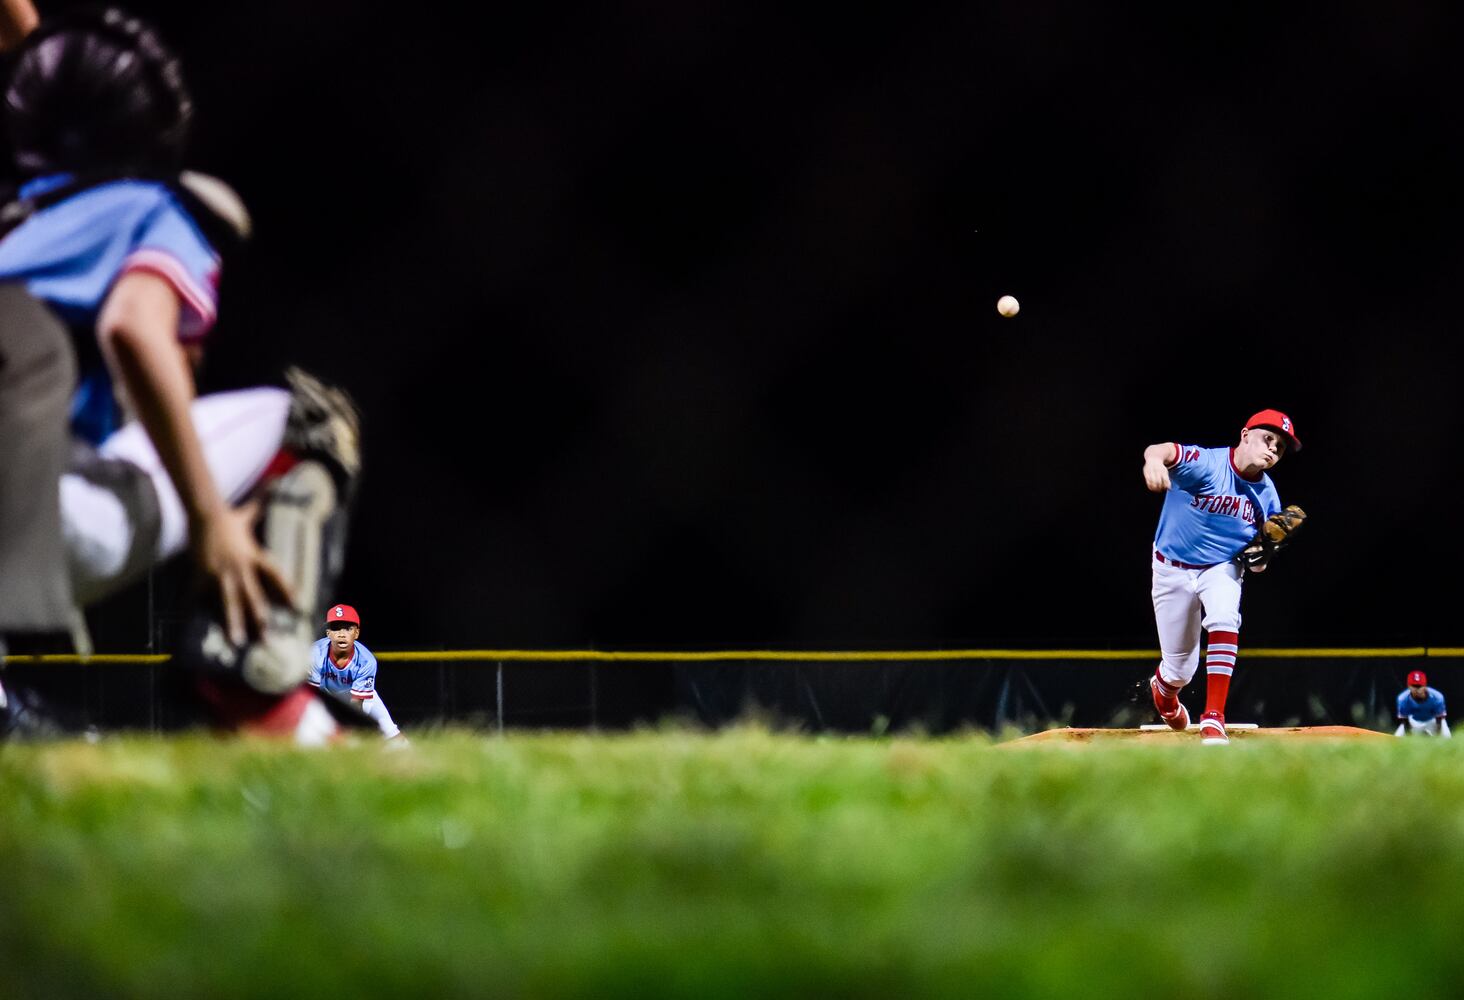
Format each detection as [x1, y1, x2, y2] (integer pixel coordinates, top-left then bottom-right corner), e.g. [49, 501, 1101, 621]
[69, 1, 1464, 651]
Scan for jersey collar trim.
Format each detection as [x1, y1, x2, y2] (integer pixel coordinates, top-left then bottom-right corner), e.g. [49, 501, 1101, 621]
[1228, 448, 1261, 483]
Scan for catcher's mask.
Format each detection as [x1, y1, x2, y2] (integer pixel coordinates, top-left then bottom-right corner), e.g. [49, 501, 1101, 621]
[4, 6, 192, 177]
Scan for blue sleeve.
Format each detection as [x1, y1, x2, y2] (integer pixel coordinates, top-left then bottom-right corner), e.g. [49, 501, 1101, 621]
[0, 181, 219, 339]
[308, 638, 326, 687]
[1168, 444, 1214, 495]
[119, 194, 220, 340]
[1397, 692, 1410, 717]
[351, 644, 378, 699]
[1436, 691, 1447, 716]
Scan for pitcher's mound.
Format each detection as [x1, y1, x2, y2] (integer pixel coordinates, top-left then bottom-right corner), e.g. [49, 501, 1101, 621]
[1005, 725, 1389, 746]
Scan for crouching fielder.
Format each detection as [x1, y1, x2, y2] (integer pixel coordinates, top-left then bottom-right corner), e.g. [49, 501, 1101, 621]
[310, 605, 404, 740]
[1396, 670, 1450, 738]
[1140, 410, 1303, 745]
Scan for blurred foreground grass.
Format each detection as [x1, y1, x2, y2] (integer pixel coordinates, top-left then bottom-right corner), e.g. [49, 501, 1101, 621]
[1, 727, 1460, 999]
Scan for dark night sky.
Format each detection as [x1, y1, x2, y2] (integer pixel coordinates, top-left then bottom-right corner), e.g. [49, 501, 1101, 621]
[79, 2, 1464, 648]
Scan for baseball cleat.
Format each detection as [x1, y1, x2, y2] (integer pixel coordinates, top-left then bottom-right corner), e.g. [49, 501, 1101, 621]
[1150, 674, 1190, 732]
[1199, 710, 1229, 745]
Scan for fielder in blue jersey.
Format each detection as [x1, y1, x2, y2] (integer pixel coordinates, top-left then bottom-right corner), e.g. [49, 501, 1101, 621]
[1396, 669, 1450, 738]
[310, 605, 404, 739]
[1141, 410, 1300, 745]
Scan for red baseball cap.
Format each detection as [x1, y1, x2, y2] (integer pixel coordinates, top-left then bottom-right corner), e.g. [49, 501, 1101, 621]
[1408, 670, 1427, 687]
[325, 604, 360, 627]
[1244, 409, 1301, 452]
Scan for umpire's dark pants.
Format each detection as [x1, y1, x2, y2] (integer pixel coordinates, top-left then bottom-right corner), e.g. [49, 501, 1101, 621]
[0, 283, 78, 633]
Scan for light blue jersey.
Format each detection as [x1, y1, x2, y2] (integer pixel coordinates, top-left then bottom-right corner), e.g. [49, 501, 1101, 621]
[1398, 687, 1446, 723]
[0, 175, 221, 443]
[309, 637, 378, 701]
[1154, 445, 1282, 566]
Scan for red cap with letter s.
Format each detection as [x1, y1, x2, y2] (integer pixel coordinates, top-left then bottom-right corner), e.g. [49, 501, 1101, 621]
[1244, 409, 1301, 452]
[326, 604, 360, 627]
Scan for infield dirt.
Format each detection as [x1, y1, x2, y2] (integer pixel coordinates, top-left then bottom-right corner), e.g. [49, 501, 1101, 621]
[1005, 725, 1390, 746]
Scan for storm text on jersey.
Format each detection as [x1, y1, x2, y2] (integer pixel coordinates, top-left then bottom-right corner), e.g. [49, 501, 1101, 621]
[1188, 494, 1258, 525]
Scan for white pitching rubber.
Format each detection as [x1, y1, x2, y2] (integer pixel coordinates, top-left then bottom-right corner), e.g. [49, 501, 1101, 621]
[1139, 722, 1259, 731]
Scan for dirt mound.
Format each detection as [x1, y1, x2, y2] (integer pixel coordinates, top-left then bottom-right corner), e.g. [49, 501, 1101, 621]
[1004, 725, 1390, 746]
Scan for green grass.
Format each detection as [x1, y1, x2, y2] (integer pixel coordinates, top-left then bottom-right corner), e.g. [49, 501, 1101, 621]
[1, 726, 1460, 999]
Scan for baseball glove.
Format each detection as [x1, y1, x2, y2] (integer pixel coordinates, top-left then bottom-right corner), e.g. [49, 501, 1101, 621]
[1240, 504, 1307, 574]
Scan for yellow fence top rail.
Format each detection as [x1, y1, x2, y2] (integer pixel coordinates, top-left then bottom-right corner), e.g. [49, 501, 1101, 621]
[3, 647, 1459, 665]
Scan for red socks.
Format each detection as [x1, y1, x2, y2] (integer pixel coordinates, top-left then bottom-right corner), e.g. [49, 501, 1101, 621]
[1205, 630, 1238, 717]
[1152, 668, 1180, 699]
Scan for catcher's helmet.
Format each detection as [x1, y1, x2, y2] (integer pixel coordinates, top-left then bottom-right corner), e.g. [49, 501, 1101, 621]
[3, 6, 192, 176]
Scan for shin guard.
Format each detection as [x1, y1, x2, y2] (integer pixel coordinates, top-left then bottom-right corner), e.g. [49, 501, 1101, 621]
[178, 460, 348, 694]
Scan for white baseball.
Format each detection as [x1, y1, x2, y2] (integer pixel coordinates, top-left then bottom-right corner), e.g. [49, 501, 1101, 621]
[996, 295, 1020, 318]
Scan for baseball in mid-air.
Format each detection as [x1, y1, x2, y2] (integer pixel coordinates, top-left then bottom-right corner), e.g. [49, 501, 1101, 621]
[996, 295, 1020, 318]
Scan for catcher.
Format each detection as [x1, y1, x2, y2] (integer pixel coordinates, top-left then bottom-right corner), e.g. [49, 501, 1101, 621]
[1140, 410, 1306, 745]
[0, 4, 366, 741]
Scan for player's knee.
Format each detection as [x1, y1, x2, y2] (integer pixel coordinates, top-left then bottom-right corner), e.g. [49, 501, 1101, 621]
[1160, 652, 1200, 683]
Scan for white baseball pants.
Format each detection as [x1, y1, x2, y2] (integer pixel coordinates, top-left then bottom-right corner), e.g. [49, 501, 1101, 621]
[1396, 717, 1451, 738]
[61, 388, 291, 606]
[1150, 549, 1243, 689]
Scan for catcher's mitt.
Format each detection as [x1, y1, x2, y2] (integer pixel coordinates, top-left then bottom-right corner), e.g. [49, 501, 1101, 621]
[1240, 504, 1307, 574]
